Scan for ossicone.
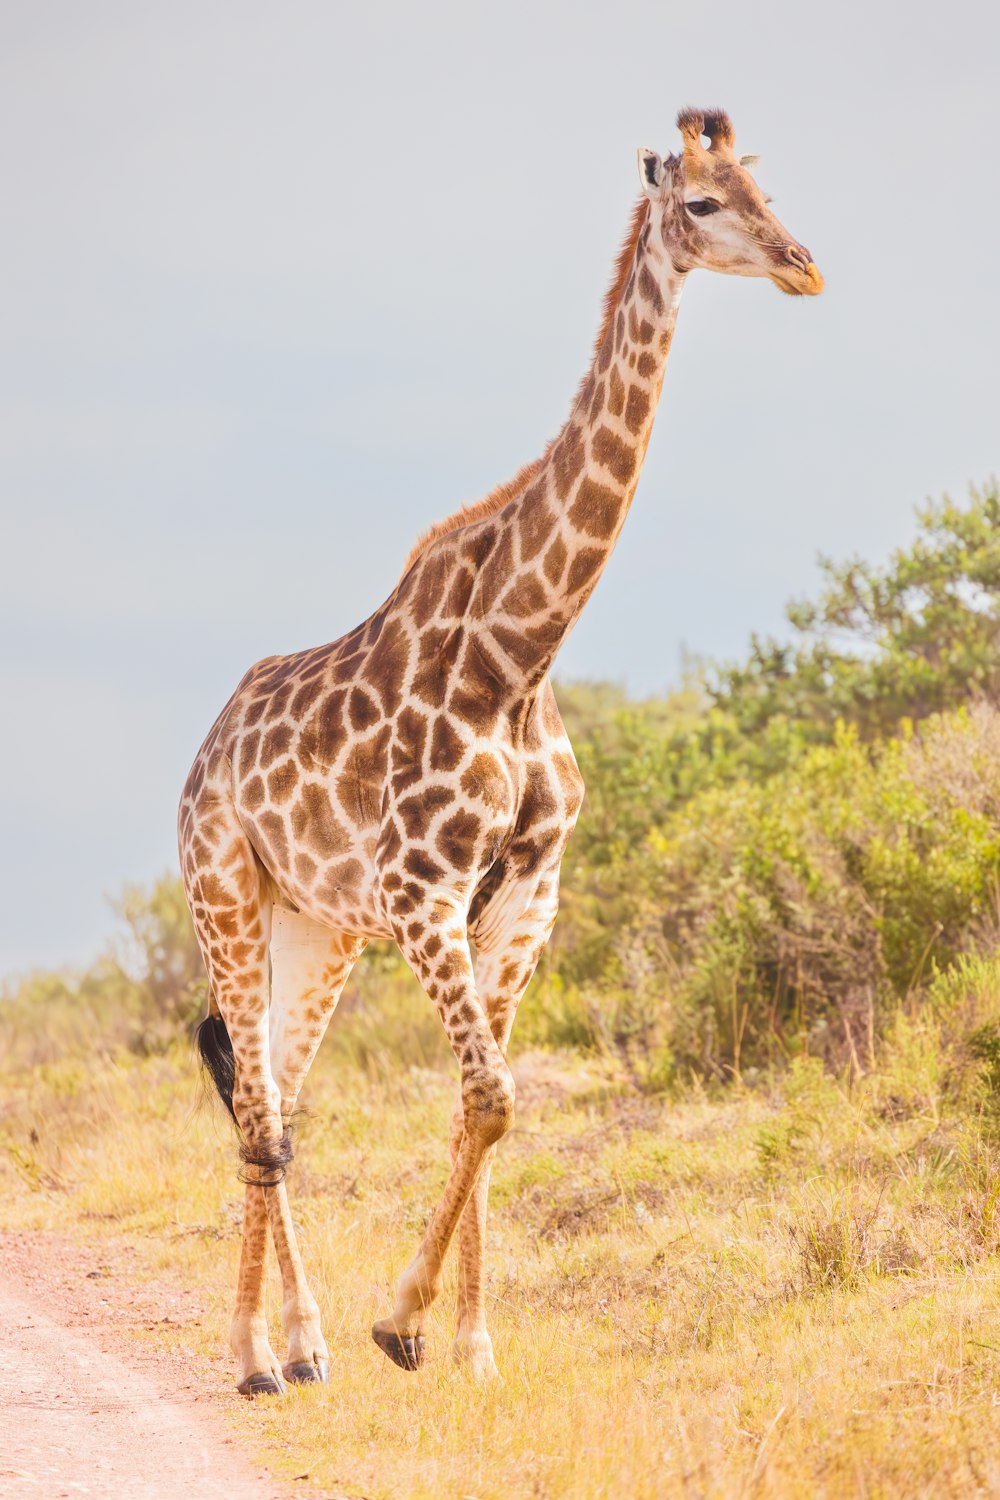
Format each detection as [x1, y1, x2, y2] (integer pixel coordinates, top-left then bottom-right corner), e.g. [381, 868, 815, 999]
[676, 106, 736, 156]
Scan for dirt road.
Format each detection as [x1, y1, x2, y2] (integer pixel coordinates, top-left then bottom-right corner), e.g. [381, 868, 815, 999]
[0, 1232, 304, 1499]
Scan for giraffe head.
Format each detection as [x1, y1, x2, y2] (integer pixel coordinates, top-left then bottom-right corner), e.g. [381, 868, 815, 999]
[638, 108, 823, 296]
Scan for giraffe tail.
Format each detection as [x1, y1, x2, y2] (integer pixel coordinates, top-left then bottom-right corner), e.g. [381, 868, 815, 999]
[196, 1009, 238, 1123]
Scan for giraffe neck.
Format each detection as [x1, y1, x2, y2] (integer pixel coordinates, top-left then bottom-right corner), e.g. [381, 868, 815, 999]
[469, 202, 686, 690]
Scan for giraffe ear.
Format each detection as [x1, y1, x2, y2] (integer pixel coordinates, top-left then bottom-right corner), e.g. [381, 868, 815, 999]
[739, 153, 760, 169]
[637, 148, 665, 198]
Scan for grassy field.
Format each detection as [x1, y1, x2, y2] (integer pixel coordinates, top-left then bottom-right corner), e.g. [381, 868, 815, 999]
[4, 992, 1000, 1500]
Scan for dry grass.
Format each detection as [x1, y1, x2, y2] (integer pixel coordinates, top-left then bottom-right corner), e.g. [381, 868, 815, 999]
[4, 1035, 1000, 1498]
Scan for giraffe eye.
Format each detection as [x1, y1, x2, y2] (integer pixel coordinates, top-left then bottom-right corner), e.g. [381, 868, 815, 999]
[686, 200, 721, 217]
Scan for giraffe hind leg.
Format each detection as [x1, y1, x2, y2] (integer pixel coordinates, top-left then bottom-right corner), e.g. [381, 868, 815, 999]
[266, 907, 366, 1385]
[196, 910, 361, 1393]
[181, 786, 289, 1395]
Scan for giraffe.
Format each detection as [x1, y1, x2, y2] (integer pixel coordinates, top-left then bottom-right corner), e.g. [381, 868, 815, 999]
[179, 107, 823, 1396]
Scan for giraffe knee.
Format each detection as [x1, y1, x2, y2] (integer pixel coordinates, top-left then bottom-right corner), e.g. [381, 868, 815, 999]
[463, 1062, 515, 1146]
[232, 1089, 292, 1185]
[238, 1128, 294, 1187]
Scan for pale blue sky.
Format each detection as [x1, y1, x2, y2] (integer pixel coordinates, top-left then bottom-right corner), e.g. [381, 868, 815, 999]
[2, 0, 997, 973]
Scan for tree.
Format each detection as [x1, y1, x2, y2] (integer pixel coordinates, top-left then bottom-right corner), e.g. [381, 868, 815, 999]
[713, 482, 1000, 743]
[111, 874, 207, 1038]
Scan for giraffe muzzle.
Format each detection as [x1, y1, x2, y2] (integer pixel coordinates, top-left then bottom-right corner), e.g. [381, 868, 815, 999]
[771, 242, 824, 296]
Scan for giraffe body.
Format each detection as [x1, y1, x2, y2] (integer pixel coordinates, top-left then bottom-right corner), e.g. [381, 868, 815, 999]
[179, 107, 823, 1393]
[186, 624, 579, 951]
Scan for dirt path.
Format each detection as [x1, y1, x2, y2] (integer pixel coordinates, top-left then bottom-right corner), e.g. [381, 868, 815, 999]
[0, 1231, 308, 1499]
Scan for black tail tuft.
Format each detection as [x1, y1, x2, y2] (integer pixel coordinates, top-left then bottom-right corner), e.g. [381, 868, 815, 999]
[196, 1013, 237, 1123]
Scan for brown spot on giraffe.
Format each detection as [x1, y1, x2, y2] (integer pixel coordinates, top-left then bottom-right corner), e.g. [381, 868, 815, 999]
[543, 536, 568, 587]
[552, 429, 586, 502]
[267, 760, 299, 805]
[443, 566, 477, 620]
[474, 530, 516, 615]
[256, 810, 289, 866]
[260, 723, 293, 769]
[364, 621, 409, 716]
[238, 731, 261, 780]
[436, 808, 482, 872]
[241, 775, 265, 813]
[625, 386, 651, 435]
[591, 426, 637, 486]
[289, 675, 327, 718]
[460, 753, 512, 815]
[377, 816, 404, 867]
[516, 487, 558, 562]
[501, 573, 548, 619]
[567, 546, 606, 592]
[608, 366, 626, 417]
[349, 686, 381, 732]
[405, 848, 446, 883]
[430, 715, 467, 773]
[411, 627, 463, 708]
[391, 704, 430, 790]
[298, 690, 347, 772]
[638, 263, 665, 316]
[291, 782, 352, 858]
[336, 725, 391, 826]
[397, 784, 455, 838]
[568, 480, 622, 540]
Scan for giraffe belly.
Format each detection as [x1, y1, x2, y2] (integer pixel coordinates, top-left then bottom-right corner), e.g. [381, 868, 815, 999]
[233, 791, 393, 942]
[290, 877, 395, 942]
[270, 836, 395, 942]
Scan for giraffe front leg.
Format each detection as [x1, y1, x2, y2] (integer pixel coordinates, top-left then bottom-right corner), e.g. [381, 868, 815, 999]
[372, 910, 515, 1373]
[450, 876, 561, 1379]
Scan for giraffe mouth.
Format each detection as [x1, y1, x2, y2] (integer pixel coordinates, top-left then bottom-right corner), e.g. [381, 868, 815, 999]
[770, 263, 824, 297]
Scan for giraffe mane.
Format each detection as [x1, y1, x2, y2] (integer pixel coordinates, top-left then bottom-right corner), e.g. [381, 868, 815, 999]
[397, 195, 651, 580]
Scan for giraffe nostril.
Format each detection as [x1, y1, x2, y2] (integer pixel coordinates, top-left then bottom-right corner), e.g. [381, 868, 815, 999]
[786, 243, 812, 272]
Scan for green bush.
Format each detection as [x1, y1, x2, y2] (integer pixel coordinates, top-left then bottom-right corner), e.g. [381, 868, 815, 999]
[549, 709, 1000, 1078]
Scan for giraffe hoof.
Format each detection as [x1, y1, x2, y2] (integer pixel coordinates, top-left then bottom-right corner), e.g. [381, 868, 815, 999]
[283, 1359, 327, 1385]
[237, 1372, 285, 1398]
[372, 1325, 426, 1371]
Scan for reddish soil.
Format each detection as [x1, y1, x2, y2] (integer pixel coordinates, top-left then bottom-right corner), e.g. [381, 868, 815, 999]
[0, 1231, 314, 1499]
